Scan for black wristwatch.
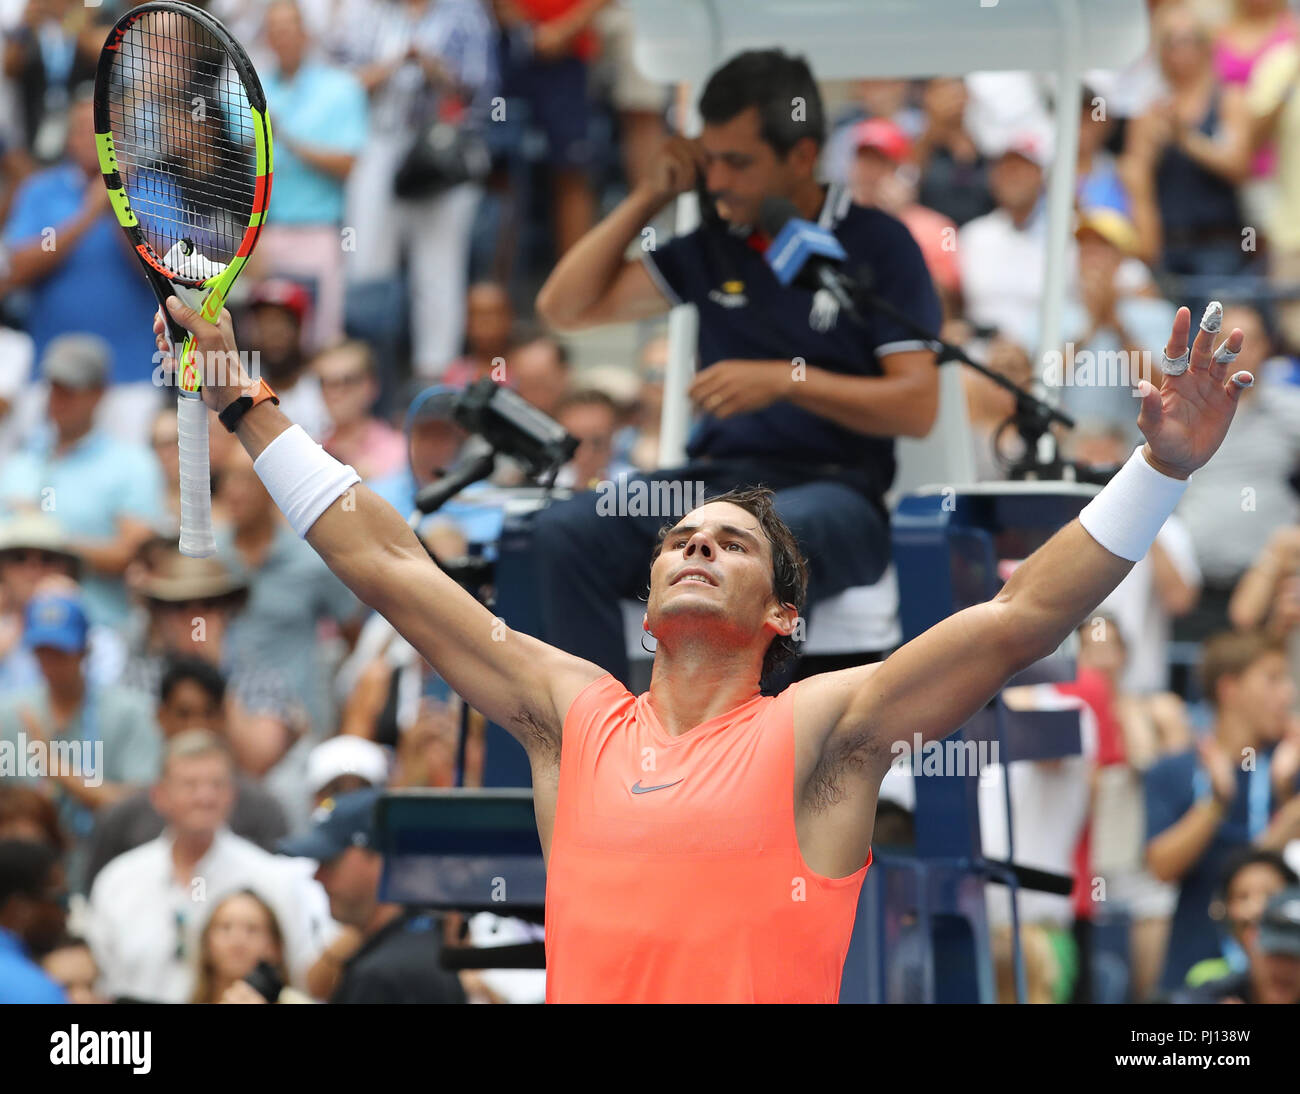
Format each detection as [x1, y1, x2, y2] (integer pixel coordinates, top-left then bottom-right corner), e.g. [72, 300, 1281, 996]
[219, 378, 279, 433]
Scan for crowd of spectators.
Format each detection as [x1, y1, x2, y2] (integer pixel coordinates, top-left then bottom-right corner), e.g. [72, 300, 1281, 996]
[2, 0, 1300, 1005]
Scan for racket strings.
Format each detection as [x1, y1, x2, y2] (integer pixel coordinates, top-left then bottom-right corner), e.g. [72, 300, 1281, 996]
[105, 10, 258, 273]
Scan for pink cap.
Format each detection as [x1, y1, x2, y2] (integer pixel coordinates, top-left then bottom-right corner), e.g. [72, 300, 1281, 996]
[852, 118, 912, 163]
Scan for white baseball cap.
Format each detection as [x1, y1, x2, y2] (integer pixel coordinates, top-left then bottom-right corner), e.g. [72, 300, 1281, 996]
[306, 736, 390, 795]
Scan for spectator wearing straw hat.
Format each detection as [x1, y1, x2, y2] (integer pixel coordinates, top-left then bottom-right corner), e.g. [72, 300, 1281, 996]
[1052, 206, 1177, 445]
[0, 511, 124, 692]
[0, 586, 162, 892]
[120, 547, 312, 829]
[0, 333, 165, 630]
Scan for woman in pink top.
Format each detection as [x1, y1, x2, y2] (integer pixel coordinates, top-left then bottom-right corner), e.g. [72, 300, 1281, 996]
[317, 341, 407, 481]
[1214, 0, 1297, 177]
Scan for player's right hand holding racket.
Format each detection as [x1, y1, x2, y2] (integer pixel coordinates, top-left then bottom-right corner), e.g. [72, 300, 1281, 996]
[152, 297, 251, 413]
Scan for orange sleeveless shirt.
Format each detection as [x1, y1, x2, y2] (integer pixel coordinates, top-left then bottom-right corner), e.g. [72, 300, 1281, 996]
[544, 674, 871, 1003]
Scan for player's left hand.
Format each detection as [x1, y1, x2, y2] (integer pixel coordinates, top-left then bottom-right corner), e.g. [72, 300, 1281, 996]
[1137, 303, 1252, 480]
[689, 360, 795, 419]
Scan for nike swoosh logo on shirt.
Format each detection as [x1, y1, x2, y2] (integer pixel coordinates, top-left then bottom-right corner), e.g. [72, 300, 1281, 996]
[630, 779, 684, 795]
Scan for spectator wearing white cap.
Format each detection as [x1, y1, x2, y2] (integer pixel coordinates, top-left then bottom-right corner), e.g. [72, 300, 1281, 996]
[0, 333, 165, 630]
[306, 735, 390, 807]
[957, 129, 1057, 347]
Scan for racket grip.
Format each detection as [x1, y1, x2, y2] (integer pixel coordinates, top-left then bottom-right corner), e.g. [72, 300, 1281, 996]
[177, 391, 217, 558]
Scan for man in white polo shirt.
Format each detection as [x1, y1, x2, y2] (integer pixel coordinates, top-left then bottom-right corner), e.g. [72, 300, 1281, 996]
[86, 730, 329, 1003]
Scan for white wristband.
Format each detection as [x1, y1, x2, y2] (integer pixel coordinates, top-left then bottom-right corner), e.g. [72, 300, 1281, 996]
[253, 425, 361, 539]
[1078, 445, 1189, 562]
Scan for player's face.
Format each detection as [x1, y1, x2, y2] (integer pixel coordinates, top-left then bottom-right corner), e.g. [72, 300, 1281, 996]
[699, 107, 812, 228]
[647, 501, 795, 650]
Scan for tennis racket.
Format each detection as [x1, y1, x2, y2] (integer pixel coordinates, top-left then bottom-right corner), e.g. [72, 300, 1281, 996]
[93, 1, 272, 558]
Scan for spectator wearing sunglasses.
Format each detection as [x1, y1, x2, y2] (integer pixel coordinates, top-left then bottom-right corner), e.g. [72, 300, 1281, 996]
[317, 340, 405, 482]
[1, 521, 128, 694]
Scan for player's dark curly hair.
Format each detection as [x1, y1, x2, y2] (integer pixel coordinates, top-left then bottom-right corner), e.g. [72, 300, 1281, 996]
[651, 485, 808, 690]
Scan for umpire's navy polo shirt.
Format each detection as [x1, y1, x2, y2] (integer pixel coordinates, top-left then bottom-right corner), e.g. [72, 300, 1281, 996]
[641, 183, 940, 501]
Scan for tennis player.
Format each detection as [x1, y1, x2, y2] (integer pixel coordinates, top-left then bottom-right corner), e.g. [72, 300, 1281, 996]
[155, 298, 1251, 1003]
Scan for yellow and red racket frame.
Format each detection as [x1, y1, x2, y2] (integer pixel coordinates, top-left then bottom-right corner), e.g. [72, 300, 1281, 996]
[93, 0, 273, 394]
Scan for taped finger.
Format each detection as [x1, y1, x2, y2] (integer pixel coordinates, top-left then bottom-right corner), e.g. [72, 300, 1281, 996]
[1212, 342, 1240, 367]
[1160, 347, 1190, 376]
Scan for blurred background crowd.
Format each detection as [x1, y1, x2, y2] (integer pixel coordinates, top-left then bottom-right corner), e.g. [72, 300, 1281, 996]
[2, 0, 1300, 1004]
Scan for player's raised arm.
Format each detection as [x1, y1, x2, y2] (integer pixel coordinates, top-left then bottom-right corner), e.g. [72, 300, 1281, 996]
[154, 298, 606, 752]
[821, 305, 1254, 756]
